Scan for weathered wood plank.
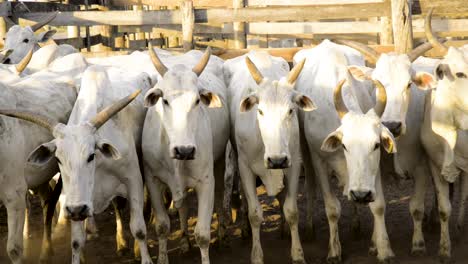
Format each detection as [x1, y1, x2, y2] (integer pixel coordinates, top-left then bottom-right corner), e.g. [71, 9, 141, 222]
[110, 0, 232, 7]
[412, 18, 468, 36]
[412, 0, 468, 17]
[10, 2, 79, 13]
[248, 0, 384, 6]
[127, 38, 164, 49]
[55, 34, 102, 48]
[248, 21, 381, 35]
[391, 0, 413, 53]
[118, 23, 233, 34]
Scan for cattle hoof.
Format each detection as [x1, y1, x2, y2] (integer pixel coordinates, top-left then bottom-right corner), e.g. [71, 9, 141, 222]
[368, 247, 378, 257]
[380, 256, 398, 264]
[179, 236, 191, 254]
[326, 256, 341, 264]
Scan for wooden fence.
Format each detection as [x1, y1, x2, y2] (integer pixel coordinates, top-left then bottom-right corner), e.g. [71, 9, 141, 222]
[0, 0, 467, 60]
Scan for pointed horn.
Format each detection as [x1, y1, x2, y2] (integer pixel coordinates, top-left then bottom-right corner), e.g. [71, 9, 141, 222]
[373, 80, 387, 118]
[333, 79, 348, 120]
[30, 11, 58, 32]
[425, 8, 449, 55]
[0, 109, 58, 133]
[287, 58, 306, 84]
[245, 56, 264, 85]
[192, 47, 211, 76]
[89, 89, 141, 130]
[148, 43, 168, 76]
[16, 48, 33, 73]
[407, 42, 434, 62]
[334, 39, 380, 65]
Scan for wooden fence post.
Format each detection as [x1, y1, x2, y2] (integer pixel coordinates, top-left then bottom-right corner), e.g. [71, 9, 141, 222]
[181, 0, 194, 51]
[232, 0, 246, 49]
[391, 0, 413, 53]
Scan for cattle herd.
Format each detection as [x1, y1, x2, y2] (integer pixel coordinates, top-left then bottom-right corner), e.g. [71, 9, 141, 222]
[0, 7, 467, 264]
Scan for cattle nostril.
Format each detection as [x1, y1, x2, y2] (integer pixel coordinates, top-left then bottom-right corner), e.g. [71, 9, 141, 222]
[350, 190, 373, 203]
[267, 156, 289, 169]
[66, 205, 89, 221]
[174, 146, 196, 160]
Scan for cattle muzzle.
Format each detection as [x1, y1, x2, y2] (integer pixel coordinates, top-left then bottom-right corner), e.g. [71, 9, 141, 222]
[350, 190, 374, 204]
[65, 205, 90, 221]
[266, 156, 290, 169]
[172, 145, 196, 160]
[382, 121, 402, 138]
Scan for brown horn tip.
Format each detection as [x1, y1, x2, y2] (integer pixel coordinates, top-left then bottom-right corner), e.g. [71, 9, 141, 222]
[287, 58, 306, 84]
[89, 89, 142, 130]
[148, 43, 168, 77]
[425, 8, 449, 55]
[373, 80, 387, 118]
[16, 48, 33, 73]
[0, 109, 58, 133]
[30, 11, 58, 32]
[333, 79, 349, 120]
[192, 47, 211, 76]
[334, 39, 380, 65]
[245, 56, 264, 85]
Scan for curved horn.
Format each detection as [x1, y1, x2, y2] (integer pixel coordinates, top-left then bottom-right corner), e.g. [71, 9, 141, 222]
[373, 80, 387, 118]
[148, 43, 168, 77]
[0, 109, 58, 133]
[333, 79, 348, 119]
[287, 58, 306, 84]
[334, 39, 380, 65]
[16, 48, 33, 73]
[407, 42, 434, 62]
[30, 12, 58, 32]
[425, 8, 449, 54]
[89, 89, 141, 130]
[245, 56, 264, 85]
[192, 47, 211, 76]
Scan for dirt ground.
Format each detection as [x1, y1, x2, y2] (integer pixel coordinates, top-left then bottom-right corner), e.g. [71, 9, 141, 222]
[0, 175, 467, 264]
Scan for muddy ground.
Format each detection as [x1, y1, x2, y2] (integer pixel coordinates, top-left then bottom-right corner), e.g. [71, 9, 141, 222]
[0, 175, 467, 264]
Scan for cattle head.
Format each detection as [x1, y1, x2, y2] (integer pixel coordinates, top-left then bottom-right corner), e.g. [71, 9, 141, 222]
[0, 88, 140, 221]
[321, 79, 396, 204]
[240, 57, 315, 169]
[144, 44, 222, 160]
[4, 12, 57, 64]
[335, 38, 436, 138]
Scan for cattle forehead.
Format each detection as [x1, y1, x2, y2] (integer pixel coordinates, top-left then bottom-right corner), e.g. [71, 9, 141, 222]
[373, 53, 412, 84]
[258, 82, 294, 107]
[341, 112, 380, 141]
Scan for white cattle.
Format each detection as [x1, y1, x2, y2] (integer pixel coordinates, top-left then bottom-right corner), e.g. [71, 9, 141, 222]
[336, 39, 438, 255]
[0, 65, 153, 264]
[415, 9, 468, 262]
[225, 50, 315, 264]
[295, 40, 397, 263]
[142, 46, 229, 264]
[3, 12, 77, 64]
[0, 62, 78, 263]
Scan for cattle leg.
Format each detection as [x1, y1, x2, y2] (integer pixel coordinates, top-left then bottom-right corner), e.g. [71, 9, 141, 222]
[410, 164, 428, 256]
[194, 177, 215, 264]
[239, 158, 264, 264]
[23, 193, 31, 258]
[113, 197, 129, 256]
[300, 129, 315, 241]
[85, 216, 99, 239]
[37, 180, 61, 262]
[368, 172, 394, 262]
[284, 163, 306, 264]
[178, 200, 191, 254]
[456, 173, 468, 239]
[3, 188, 26, 264]
[126, 170, 153, 264]
[214, 154, 228, 247]
[71, 221, 86, 264]
[429, 161, 452, 263]
[311, 154, 341, 263]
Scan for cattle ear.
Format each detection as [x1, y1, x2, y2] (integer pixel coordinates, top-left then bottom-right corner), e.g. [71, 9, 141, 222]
[435, 64, 454, 81]
[240, 94, 258, 112]
[37, 30, 57, 43]
[380, 126, 397, 153]
[96, 139, 121, 160]
[199, 89, 222, 108]
[27, 141, 57, 167]
[348, 65, 373, 81]
[321, 130, 343, 152]
[293, 93, 316, 112]
[413, 72, 436, 90]
[144, 87, 163, 107]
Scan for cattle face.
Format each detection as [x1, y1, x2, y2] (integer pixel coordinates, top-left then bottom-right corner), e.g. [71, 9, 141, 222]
[0, 89, 140, 221]
[321, 80, 396, 204]
[3, 13, 57, 64]
[144, 45, 222, 160]
[240, 57, 315, 169]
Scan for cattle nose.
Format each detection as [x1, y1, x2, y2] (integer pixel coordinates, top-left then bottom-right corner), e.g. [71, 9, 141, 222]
[65, 205, 89, 221]
[267, 156, 289, 169]
[382, 121, 402, 137]
[350, 190, 374, 204]
[173, 146, 196, 160]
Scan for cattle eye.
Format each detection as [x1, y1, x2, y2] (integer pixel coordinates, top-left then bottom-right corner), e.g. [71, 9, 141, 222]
[374, 143, 380, 151]
[288, 109, 293, 115]
[407, 83, 412, 89]
[456, 72, 467, 78]
[163, 99, 169, 106]
[87, 153, 95, 163]
[342, 144, 347, 151]
[55, 157, 61, 164]
[195, 99, 200, 105]
[22, 39, 29, 43]
[257, 109, 264, 116]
